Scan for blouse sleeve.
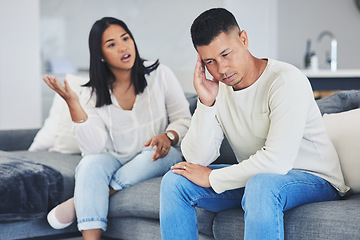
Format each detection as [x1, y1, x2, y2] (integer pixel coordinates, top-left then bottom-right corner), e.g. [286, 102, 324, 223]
[72, 89, 109, 155]
[160, 65, 192, 145]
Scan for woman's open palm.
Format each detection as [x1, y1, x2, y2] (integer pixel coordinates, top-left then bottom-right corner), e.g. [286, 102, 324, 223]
[43, 75, 79, 104]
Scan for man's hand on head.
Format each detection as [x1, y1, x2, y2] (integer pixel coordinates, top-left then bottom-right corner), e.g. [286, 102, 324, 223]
[194, 56, 219, 107]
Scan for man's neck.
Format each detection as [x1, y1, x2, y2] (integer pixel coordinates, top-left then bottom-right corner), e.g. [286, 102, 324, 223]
[234, 57, 268, 91]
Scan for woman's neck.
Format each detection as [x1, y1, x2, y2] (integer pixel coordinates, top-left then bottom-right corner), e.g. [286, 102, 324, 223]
[111, 68, 132, 89]
[111, 69, 136, 110]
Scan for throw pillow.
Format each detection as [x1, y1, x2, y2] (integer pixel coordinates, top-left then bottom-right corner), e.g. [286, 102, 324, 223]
[29, 74, 89, 154]
[323, 108, 360, 195]
[28, 93, 62, 151]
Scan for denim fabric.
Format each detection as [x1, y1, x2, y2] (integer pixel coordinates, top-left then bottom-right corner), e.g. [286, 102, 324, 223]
[160, 169, 339, 240]
[74, 147, 182, 231]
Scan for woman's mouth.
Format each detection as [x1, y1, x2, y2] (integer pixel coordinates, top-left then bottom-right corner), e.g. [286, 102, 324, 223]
[121, 54, 131, 62]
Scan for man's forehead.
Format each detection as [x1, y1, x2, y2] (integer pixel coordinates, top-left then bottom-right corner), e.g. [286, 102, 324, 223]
[197, 37, 231, 60]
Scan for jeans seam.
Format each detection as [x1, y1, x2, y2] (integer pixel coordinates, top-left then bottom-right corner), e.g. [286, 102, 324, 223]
[78, 217, 107, 224]
[191, 192, 240, 206]
[276, 176, 328, 195]
[275, 201, 282, 240]
[111, 176, 128, 190]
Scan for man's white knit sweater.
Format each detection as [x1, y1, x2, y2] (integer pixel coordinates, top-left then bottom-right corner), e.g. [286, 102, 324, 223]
[181, 59, 348, 195]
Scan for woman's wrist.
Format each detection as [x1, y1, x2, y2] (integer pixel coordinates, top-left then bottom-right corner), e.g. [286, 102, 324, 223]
[67, 101, 88, 123]
[73, 115, 88, 123]
[165, 130, 179, 146]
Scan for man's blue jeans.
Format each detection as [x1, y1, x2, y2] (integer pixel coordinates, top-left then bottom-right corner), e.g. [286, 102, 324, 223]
[74, 147, 182, 231]
[160, 166, 340, 240]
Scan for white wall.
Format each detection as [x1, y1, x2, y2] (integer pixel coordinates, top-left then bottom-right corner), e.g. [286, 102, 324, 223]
[39, 0, 279, 94]
[277, 0, 360, 70]
[226, 0, 278, 59]
[1, 1, 360, 129]
[0, 0, 42, 130]
[40, 0, 228, 94]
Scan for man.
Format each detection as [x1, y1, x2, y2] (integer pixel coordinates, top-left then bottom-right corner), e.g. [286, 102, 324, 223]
[160, 8, 348, 240]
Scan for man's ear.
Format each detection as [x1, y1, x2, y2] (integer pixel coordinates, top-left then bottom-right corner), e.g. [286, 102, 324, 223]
[239, 30, 249, 49]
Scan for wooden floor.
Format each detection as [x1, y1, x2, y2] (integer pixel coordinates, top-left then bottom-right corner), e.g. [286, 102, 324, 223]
[313, 90, 340, 99]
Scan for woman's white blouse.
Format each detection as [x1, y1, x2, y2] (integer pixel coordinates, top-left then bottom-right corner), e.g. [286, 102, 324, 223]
[73, 63, 191, 164]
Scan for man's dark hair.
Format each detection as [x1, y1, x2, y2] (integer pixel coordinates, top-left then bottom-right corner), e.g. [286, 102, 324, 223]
[86, 17, 159, 107]
[191, 8, 240, 49]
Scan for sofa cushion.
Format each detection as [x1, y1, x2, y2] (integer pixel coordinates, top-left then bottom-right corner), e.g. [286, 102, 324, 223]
[108, 176, 216, 237]
[323, 108, 360, 195]
[212, 195, 360, 239]
[0, 151, 63, 222]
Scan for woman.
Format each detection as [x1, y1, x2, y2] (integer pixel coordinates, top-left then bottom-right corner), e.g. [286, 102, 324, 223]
[44, 17, 191, 240]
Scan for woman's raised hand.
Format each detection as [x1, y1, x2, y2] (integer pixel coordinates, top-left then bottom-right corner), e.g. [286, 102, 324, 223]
[43, 75, 88, 123]
[43, 75, 79, 105]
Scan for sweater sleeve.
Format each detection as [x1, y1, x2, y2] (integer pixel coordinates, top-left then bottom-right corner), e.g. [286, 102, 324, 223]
[161, 65, 192, 145]
[209, 72, 314, 193]
[72, 90, 109, 155]
[181, 100, 224, 166]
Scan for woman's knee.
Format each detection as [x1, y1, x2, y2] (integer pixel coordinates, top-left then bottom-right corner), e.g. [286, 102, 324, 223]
[75, 153, 118, 180]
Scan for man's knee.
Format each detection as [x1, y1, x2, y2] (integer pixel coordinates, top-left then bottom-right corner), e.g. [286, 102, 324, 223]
[161, 170, 189, 196]
[242, 173, 283, 210]
[245, 173, 282, 191]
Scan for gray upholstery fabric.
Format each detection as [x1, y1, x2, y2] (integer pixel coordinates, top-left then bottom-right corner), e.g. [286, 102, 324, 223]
[0, 129, 38, 151]
[108, 177, 162, 219]
[213, 195, 360, 239]
[12, 150, 81, 201]
[283, 194, 360, 239]
[0, 218, 78, 240]
[316, 90, 360, 115]
[107, 176, 216, 237]
[105, 217, 215, 240]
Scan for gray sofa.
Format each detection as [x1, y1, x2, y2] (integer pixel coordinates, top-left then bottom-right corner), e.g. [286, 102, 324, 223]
[1, 90, 360, 240]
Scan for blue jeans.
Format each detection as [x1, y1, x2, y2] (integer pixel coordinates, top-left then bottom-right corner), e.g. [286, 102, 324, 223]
[74, 147, 182, 231]
[160, 166, 340, 240]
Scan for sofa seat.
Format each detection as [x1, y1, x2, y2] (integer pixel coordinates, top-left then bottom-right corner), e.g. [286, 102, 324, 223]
[106, 176, 217, 239]
[213, 194, 360, 239]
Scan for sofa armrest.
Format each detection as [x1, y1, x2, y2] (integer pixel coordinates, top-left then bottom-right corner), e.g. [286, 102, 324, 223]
[0, 129, 39, 151]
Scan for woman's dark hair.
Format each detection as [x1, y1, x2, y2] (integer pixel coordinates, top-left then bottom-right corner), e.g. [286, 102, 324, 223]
[86, 17, 159, 107]
[191, 8, 240, 49]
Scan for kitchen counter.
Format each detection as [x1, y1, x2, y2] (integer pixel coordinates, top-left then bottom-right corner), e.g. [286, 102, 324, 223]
[302, 69, 360, 91]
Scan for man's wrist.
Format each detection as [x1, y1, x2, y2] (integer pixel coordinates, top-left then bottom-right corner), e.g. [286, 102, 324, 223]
[199, 97, 215, 107]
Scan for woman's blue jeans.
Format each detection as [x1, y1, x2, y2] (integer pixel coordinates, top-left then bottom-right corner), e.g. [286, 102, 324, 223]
[74, 147, 182, 231]
[160, 166, 340, 240]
